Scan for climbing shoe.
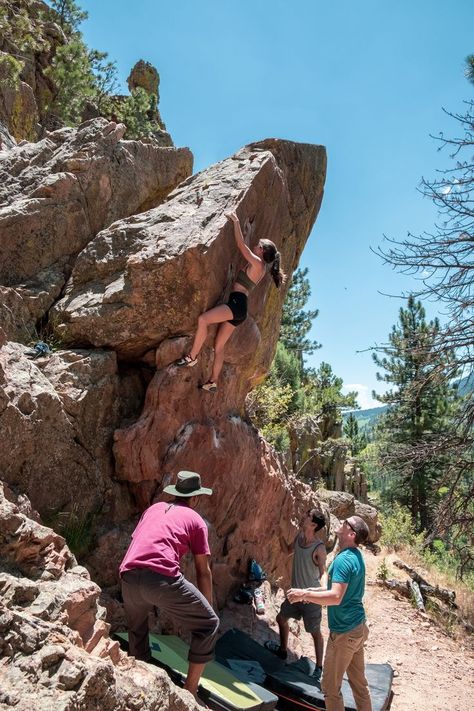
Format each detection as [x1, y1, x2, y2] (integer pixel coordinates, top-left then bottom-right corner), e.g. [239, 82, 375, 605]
[199, 381, 217, 392]
[175, 354, 198, 367]
[264, 640, 287, 660]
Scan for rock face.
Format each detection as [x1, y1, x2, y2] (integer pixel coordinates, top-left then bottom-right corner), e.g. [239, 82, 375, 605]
[0, 0, 65, 142]
[0, 117, 192, 342]
[0, 342, 133, 521]
[0, 483, 200, 711]
[127, 60, 160, 98]
[0, 105, 382, 705]
[0, 117, 192, 285]
[288, 415, 369, 498]
[53, 139, 325, 358]
[73, 138, 327, 594]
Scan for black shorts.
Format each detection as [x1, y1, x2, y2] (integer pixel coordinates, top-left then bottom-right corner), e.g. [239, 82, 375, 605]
[227, 291, 248, 326]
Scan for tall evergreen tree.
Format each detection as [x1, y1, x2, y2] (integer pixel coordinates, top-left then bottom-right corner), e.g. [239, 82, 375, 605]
[343, 412, 367, 454]
[305, 362, 358, 418]
[373, 295, 457, 531]
[280, 267, 320, 367]
[48, 0, 88, 34]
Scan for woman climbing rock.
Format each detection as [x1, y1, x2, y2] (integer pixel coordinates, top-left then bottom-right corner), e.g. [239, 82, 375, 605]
[176, 210, 285, 391]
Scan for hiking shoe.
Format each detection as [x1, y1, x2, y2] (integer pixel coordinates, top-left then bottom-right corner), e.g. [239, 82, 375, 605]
[175, 354, 198, 367]
[199, 381, 217, 392]
[312, 666, 323, 682]
[264, 640, 287, 660]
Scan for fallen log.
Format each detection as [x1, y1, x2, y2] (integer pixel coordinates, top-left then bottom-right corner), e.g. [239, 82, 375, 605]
[377, 578, 411, 598]
[418, 583, 457, 608]
[394, 559, 457, 607]
[393, 560, 430, 586]
[409, 580, 425, 611]
[377, 578, 471, 633]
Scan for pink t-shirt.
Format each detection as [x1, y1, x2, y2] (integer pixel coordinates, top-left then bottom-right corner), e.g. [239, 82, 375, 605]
[119, 501, 210, 578]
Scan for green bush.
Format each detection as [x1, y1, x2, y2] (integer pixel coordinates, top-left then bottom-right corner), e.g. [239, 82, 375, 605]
[376, 558, 390, 581]
[117, 88, 160, 139]
[247, 380, 294, 451]
[379, 504, 424, 551]
[0, 54, 24, 90]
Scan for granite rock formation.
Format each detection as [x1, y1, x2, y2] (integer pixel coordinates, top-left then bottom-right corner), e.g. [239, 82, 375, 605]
[288, 414, 370, 501]
[127, 60, 160, 98]
[49, 136, 330, 591]
[0, 342, 131, 521]
[0, 483, 199, 710]
[0, 0, 66, 141]
[0, 117, 192, 341]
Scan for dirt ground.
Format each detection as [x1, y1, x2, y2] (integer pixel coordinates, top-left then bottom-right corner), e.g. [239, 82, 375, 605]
[220, 549, 474, 711]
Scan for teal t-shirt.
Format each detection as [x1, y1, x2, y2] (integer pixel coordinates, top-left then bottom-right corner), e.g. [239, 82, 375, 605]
[327, 547, 366, 633]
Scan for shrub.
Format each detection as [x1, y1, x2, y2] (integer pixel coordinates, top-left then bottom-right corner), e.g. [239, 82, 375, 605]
[376, 558, 390, 581]
[379, 503, 424, 551]
[0, 54, 24, 90]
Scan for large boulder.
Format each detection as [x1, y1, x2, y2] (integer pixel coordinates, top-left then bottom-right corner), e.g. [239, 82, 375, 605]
[316, 489, 381, 543]
[64, 137, 327, 599]
[52, 139, 326, 361]
[0, 117, 192, 288]
[0, 343, 133, 521]
[0, 483, 200, 711]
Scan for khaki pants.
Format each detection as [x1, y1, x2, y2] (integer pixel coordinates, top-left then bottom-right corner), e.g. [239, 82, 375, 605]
[322, 622, 372, 711]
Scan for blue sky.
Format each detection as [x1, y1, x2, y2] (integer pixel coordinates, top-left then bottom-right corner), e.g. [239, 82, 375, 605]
[77, 0, 473, 408]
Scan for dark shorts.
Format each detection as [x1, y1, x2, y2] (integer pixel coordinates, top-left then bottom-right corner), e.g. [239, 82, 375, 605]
[279, 597, 322, 633]
[227, 291, 248, 326]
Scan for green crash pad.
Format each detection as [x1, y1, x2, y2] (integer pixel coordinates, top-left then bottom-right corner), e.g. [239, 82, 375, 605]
[115, 632, 277, 711]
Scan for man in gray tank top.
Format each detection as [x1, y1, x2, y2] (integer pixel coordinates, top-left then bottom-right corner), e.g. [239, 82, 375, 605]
[265, 509, 327, 680]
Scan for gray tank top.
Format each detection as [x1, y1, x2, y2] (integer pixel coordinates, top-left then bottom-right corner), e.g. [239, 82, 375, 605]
[291, 535, 323, 588]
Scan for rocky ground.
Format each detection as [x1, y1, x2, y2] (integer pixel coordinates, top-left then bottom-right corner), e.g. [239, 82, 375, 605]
[220, 549, 474, 711]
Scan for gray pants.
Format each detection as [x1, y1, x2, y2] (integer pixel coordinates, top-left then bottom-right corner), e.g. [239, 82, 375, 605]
[121, 568, 219, 663]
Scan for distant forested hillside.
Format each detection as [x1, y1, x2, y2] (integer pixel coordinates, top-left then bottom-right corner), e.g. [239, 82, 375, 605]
[344, 372, 473, 433]
[343, 405, 387, 432]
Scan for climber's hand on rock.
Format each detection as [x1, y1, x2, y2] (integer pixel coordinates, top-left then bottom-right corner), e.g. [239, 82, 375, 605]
[225, 211, 239, 224]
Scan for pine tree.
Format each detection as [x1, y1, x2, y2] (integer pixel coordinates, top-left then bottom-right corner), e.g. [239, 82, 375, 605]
[280, 267, 320, 367]
[305, 362, 358, 419]
[373, 295, 457, 532]
[343, 412, 366, 455]
[48, 0, 88, 34]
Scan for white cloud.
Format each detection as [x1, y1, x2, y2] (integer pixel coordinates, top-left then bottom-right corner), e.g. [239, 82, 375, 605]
[343, 383, 383, 410]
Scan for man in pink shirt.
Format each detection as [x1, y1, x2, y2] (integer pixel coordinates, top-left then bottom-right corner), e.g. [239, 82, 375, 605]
[120, 470, 219, 700]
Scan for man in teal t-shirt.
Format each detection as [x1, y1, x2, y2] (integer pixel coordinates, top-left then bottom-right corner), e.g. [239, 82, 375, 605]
[287, 515, 372, 711]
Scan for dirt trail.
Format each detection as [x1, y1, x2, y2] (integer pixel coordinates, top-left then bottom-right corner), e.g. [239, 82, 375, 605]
[363, 551, 473, 711]
[220, 549, 474, 711]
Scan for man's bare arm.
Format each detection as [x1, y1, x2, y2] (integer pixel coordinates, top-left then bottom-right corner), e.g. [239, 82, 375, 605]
[314, 544, 328, 588]
[194, 554, 213, 607]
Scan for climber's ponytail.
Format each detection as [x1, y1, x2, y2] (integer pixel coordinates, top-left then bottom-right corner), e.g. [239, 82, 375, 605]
[260, 239, 286, 288]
